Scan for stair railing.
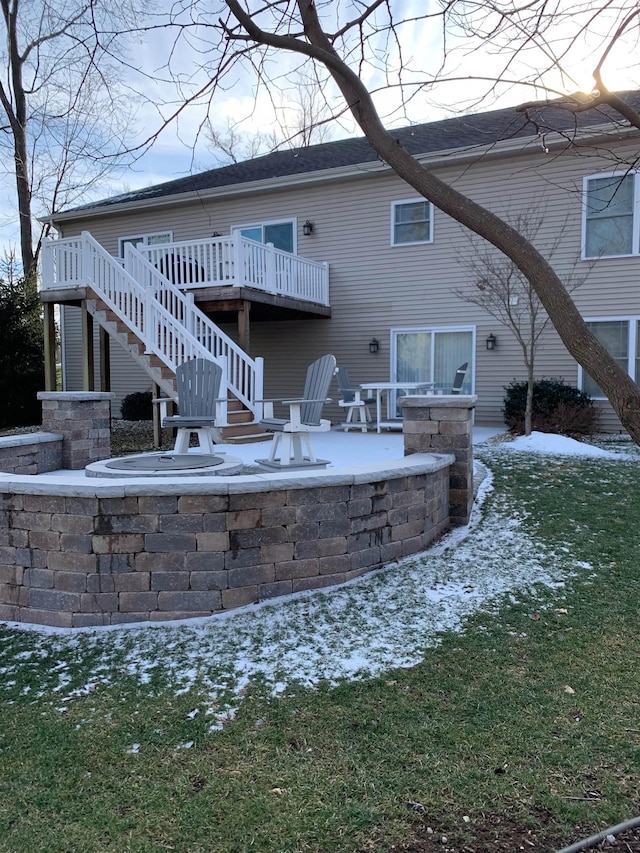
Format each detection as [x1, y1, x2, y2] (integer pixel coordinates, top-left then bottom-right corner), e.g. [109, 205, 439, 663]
[123, 241, 263, 416]
[42, 233, 263, 420]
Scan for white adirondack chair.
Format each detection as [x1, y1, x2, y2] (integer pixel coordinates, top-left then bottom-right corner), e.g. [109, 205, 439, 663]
[256, 354, 336, 469]
[162, 358, 226, 453]
[450, 362, 469, 394]
[335, 366, 376, 432]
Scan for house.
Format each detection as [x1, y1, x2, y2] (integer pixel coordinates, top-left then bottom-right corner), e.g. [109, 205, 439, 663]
[40, 92, 640, 434]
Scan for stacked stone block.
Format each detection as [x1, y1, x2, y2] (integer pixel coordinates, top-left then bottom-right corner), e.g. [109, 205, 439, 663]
[401, 395, 477, 525]
[0, 432, 63, 474]
[0, 460, 451, 628]
[38, 391, 112, 469]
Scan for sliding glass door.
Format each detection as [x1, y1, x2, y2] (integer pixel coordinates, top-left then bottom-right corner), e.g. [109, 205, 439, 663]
[392, 326, 474, 412]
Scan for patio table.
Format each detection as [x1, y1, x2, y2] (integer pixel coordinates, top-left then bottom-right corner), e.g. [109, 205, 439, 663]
[359, 381, 435, 433]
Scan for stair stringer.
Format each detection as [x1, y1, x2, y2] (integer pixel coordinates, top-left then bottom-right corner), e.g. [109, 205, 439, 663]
[86, 292, 270, 442]
[85, 293, 176, 397]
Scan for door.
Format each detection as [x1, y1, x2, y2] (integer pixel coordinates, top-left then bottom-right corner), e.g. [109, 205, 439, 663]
[392, 327, 474, 414]
[236, 220, 295, 253]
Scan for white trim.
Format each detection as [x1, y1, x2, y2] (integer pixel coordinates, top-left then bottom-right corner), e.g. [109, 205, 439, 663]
[231, 217, 297, 255]
[581, 171, 640, 259]
[390, 199, 434, 247]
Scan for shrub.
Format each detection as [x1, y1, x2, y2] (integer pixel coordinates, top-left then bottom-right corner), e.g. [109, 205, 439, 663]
[503, 378, 598, 436]
[0, 279, 44, 428]
[120, 391, 153, 421]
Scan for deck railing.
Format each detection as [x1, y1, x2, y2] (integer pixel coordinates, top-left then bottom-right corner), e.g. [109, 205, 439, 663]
[41, 233, 264, 419]
[137, 233, 330, 306]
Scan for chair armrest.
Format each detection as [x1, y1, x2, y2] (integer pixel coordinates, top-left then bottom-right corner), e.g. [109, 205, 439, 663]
[281, 397, 332, 405]
[152, 396, 177, 420]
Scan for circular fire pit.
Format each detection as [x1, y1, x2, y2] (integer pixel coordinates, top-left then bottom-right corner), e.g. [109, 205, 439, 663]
[85, 452, 244, 478]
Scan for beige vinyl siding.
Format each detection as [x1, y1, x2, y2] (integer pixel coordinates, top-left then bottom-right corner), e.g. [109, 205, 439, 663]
[57, 136, 640, 430]
[61, 305, 154, 416]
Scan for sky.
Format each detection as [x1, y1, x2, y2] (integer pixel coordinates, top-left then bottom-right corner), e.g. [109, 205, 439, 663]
[1, 428, 634, 738]
[2, 1, 639, 257]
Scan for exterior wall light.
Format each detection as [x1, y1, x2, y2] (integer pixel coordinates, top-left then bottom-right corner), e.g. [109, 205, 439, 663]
[486, 333, 497, 351]
[303, 220, 314, 236]
[369, 338, 380, 354]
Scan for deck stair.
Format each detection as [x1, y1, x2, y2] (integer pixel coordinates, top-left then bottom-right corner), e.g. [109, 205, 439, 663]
[86, 294, 270, 443]
[43, 232, 269, 443]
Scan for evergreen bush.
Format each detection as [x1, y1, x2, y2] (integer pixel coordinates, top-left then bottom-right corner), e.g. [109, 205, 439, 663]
[503, 378, 598, 436]
[0, 279, 44, 428]
[120, 391, 153, 421]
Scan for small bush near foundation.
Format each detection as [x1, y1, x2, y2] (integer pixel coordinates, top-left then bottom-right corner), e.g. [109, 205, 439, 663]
[121, 391, 153, 421]
[503, 378, 598, 436]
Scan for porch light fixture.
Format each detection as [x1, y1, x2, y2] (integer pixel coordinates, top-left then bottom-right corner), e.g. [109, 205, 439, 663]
[486, 333, 497, 351]
[369, 337, 380, 354]
[303, 220, 314, 236]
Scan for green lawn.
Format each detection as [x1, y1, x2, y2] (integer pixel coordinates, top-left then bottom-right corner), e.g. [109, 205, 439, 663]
[1, 442, 639, 852]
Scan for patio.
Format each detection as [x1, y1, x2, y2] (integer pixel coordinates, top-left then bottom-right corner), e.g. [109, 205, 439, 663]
[44, 423, 505, 480]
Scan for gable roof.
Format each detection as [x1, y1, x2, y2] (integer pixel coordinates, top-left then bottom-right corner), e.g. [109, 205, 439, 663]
[55, 91, 640, 219]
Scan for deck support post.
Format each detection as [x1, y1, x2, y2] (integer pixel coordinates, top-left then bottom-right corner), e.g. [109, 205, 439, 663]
[43, 302, 57, 391]
[81, 302, 95, 391]
[99, 326, 111, 392]
[238, 300, 251, 354]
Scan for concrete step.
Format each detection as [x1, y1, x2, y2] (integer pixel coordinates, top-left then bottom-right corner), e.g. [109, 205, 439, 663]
[222, 431, 272, 445]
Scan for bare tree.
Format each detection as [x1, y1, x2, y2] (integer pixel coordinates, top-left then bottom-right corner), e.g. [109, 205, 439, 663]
[204, 117, 276, 165]
[456, 210, 590, 434]
[0, 0, 145, 283]
[122, 1, 640, 443]
[204, 66, 333, 165]
[440, 0, 640, 129]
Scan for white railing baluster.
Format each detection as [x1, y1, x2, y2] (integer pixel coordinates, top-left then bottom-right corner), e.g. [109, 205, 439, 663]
[39, 231, 331, 414]
[38, 233, 265, 420]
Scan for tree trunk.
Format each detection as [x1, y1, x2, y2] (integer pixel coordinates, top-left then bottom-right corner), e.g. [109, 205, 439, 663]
[3, 0, 35, 283]
[293, 0, 640, 445]
[14, 123, 35, 284]
[525, 363, 535, 436]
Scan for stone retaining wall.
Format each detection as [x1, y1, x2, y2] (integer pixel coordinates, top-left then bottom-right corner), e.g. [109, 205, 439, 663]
[401, 395, 476, 525]
[0, 456, 452, 627]
[0, 432, 63, 475]
[0, 393, 478, 628]
[38, 391, 112, 469]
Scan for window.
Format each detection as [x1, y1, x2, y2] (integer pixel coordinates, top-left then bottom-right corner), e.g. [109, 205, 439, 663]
[583, 173, 638, 258]
[118, 231, 173, 257]
[579, 318, 640, 397]
[233, 219, 295, 254]
[391, 199, 433, 246]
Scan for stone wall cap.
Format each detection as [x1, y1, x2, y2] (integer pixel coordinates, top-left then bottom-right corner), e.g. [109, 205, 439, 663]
[0, 452, 455, 497]
[399, 394, 477, 409]
[37, 391, 115, 401]
[0, 431, 63, 448]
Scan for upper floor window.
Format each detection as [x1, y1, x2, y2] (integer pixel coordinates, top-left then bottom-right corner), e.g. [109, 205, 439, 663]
[118, 231, 173, 257]
[233, 219, 295, 254]
[579, 317, 640, 398]
[583, 173, 637, 258]
[391, 199, 433, 246]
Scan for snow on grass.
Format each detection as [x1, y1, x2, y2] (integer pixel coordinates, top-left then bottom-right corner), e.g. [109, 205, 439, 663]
[0, 461, 586, 727]
[501, 430, 632, 458]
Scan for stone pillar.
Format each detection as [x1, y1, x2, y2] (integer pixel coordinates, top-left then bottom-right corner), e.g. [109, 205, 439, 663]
[38, 391, 114, 469]
[400, 395, 477, 525]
